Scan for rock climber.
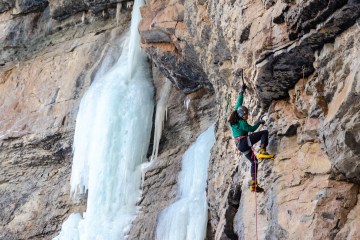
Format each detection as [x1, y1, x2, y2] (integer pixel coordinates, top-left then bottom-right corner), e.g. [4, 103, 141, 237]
[228, 84, 274, 192]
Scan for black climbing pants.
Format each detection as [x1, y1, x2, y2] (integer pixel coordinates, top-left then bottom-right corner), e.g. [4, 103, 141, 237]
[236, 130, 269, 180]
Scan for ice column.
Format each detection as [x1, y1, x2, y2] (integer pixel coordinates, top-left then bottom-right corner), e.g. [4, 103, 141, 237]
[54, 0, 154, 239]
[156, 125, 216, 240]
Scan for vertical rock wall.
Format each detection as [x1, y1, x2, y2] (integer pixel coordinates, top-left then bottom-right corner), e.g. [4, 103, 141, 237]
[138, 0, 360, 239]
[1, 0, 360, 239]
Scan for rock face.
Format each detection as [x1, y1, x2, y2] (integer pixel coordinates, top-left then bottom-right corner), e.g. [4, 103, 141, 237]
[1, 0, 360, 240]
[135, 0, 360, 239]
[138, 0, 213, 93]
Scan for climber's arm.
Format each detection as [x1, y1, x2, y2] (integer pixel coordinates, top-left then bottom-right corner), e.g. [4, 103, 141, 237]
[234, 93, 244, 110]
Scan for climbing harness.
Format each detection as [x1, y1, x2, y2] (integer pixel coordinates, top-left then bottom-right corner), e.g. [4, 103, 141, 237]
[234, 135, 251, 145]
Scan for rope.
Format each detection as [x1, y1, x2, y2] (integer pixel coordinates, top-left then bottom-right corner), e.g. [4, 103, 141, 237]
[251, 150, 259, 240]
[240, 137, 259, 239]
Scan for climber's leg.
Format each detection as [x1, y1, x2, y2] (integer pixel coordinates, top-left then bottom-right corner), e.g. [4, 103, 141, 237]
[244, 151, 258, 180]
[249, 130, 274, 159]
[245, 152, 264, 192]
[236, 137, 265, 192]
[248, 130, 268, 148]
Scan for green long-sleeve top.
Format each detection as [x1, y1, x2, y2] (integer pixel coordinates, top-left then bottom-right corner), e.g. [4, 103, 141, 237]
[230, 93, 260, 138]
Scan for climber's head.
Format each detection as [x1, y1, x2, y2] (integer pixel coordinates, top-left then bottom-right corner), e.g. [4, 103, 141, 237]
[237, 106, 249, 120]
[229, 106, 249, 125]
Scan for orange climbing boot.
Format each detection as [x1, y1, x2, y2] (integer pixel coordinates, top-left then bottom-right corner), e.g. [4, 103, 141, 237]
[257, 147, 274, 160]
[249, 180, 264, 193]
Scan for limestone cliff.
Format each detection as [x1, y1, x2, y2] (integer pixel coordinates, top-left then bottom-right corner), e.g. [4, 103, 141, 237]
[0, 0, 359, 239]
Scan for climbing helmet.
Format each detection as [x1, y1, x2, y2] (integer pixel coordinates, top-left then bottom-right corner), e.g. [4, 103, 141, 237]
[237, 106, 249, 118]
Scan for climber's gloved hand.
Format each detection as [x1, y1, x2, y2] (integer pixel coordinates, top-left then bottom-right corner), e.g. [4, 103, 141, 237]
[239, 84, 247, 94]
[255, 115, 265, 125]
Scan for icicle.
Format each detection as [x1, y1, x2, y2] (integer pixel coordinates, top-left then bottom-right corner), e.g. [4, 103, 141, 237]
[155, 125, 216, 240]
[116, 3, 122, 26]
[184, 97, 191, 110]
[81, 11, 85, 24]
[165, 105, 168, 121]
[127, 1, 134, 9]
[150, 80, 172, 162]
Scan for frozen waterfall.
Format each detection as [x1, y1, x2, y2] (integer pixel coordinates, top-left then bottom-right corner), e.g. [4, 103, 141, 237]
[156, 125, 216, 240]
[54, 0, 154, 239]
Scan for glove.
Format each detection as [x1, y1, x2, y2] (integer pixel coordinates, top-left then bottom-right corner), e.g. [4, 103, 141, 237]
[255, 115, 265, 125]
[239, 84, 247, 94]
